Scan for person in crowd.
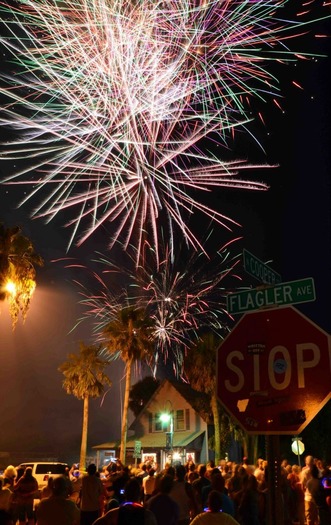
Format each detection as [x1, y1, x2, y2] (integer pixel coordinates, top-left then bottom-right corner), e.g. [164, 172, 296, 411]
[206, 461, 216, 479]
[0, 476, 13, 525]
[70, 470, 84, 508]
[169, 464, 198, 525]
[92, 477, 157, 525]
[236, 474, 260, 525]
[253, 460, 265, 489]
[201, 470, 234, 516]
[227, 465, 249, 519]
[111, 466, 130, 505]
[164, 465, 176, 479]
[36, 475, 80, 525]
[281, 459, 289, 470]
[70, 465, 82, 482]
[13, 466, 38, 525]
[306, 464, 330, 525]
[301, 455, 318, 525]
[9, 466, 25, 524]
[227, 465, 247, 498]
[315, 459, 327, 478]
[101, 463, 120, 508]
[281, 462, 293, 525]
[136, 463, 149, 480]
[3, 466, 17, 491]
[287, 464, 304, 525]
[40, 477, 54, 500]
[80, 464, 108, 525]
[186, 463, 199, 484]
[242, 458, 252, 475]
[221, 463, 233, 489]
[192, 464, 211, 511]
[190, 490, 240, 525]
[142, 468, 156, 503]
[145, 474, 179, 525]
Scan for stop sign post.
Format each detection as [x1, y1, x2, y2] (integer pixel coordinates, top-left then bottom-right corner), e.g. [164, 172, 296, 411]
[217, 306, 331, 434]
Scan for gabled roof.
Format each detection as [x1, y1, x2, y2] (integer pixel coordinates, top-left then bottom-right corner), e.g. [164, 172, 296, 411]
[169, 379, 211, 420]
[129, 378, 211, 430]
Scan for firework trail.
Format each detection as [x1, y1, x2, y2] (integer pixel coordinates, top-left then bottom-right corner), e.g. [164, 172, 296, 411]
[60, 235, 244, 374]
[0, 0, 327, 262]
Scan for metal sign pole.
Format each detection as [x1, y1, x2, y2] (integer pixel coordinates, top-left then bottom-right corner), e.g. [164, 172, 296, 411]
[266, 435, 283, 525]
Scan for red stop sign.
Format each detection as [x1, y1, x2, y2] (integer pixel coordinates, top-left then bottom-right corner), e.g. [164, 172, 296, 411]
[217, 306, 331, 434]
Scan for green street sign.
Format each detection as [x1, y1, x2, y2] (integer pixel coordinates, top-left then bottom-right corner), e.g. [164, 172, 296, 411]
[227, 277, 316, 315]
[133, 440, 142, 458]
[243, 249, 281, 285]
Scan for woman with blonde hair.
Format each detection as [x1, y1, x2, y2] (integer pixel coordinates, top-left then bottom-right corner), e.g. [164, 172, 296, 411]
[3, 466, 17, 490]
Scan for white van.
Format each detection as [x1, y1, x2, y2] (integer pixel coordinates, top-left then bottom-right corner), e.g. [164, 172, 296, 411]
[17, 462, 70, 490]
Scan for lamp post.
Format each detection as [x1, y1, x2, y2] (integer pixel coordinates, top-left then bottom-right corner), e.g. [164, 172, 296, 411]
[160, 411, 174, 464]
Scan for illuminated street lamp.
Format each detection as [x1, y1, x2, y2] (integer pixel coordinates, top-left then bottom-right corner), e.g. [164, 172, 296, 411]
[3, 267, 37, 329]
[160, 411, 174, 460]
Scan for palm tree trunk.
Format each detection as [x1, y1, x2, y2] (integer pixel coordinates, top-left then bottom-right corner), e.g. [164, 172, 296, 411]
[80, 394, 89, 470]
[119, 358, 132, 464]
[211, 392, 221, 464]
[247, 434, 259, 464]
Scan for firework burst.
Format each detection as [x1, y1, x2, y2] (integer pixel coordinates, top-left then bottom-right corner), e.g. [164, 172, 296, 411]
[61, 235, 244, 375]
[0, 0, 327, 262]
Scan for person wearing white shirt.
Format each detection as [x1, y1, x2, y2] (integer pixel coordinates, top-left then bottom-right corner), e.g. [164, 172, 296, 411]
[142, 469, 156, 503]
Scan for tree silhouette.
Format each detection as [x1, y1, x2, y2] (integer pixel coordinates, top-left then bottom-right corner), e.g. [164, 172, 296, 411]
[129, 376, 160, 417]
[184, 332, 224, 462]
[102, 306, 154, 463]
[59, 341, 112, 469]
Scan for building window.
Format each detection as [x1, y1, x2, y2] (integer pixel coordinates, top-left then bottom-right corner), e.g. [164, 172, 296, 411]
[150, 412, 165, 432]
[150, 409, 190, 432]
[176, 409, 185, 430]
[155, 412, 163, 432]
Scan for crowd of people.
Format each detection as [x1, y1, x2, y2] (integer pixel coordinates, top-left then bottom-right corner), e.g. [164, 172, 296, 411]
[0, 454, 331, 525]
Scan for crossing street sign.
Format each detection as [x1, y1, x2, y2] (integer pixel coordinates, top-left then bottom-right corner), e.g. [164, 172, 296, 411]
[243, 249, 281, 285]
[227, 277, 316, 315]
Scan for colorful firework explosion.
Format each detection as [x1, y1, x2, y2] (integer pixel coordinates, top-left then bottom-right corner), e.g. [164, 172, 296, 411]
[0, 0, 327, 262]
[60, 235, 244, 374]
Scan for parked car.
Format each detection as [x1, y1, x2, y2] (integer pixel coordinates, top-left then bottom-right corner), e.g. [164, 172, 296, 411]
[17, 462, 70, 490]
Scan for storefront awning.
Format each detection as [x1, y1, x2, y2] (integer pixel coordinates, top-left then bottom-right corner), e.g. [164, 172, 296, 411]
[93, 430, 205, 450]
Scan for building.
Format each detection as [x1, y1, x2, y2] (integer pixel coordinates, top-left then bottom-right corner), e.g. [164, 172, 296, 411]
[93, 378, 210, 468]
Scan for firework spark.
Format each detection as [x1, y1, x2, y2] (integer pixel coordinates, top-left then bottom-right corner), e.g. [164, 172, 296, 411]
[0, 0, 327, 261]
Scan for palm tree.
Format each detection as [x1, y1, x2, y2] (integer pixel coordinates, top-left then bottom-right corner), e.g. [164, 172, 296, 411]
[0, 223, 44, 328]
[185, 332, 248, 463]
[102, 306, 154, 464]
[184, 332, 224, 464]
[184, 332, 221, 461]
[59, 341, 112, 470]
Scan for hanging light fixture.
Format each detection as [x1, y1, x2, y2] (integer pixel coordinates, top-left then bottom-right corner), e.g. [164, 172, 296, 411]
[0, 224, 43, 329]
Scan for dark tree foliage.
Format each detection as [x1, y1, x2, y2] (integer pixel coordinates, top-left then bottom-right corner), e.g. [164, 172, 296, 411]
[302, 400, 331, 463]
[129, 376, 160, 416]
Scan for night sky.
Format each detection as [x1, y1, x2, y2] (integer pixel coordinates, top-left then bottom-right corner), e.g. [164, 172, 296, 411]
[0, 1, 330, 465]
